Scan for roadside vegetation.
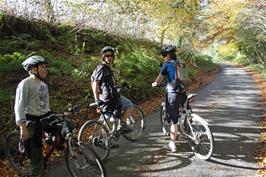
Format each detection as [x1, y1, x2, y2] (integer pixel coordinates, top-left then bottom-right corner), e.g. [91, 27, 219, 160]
[204, 2, 266, 173]
[0, 13, 216, 158]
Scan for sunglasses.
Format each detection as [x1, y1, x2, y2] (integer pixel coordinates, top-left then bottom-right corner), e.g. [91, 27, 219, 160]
[105, 54, 114, 58]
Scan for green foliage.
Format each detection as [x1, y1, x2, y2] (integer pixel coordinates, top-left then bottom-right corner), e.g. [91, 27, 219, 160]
[0, 12, 4, 31]
[0, 13, 218, 144]
[0, 52, 26, 72]
[114, 42, 159, 100]
[250, 64, 265, 72]
[195, 54, 216, 72]
[232, 53, 248, 64]
[0, 34, 43, 54]
[37, 49, 75, 76]
[55, 26, 77, 51]
[72, 69, 89, 80]
[248, 63, 266, 80]
[187, 67, 197, 81]
[236, 8, 266, 66]
[71, 56, 99, 80]
[0, 89, 13, 107]
[179, 47, 215, 77]
[217, 43, 239, 57]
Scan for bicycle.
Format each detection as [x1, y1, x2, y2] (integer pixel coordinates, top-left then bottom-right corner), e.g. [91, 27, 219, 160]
[78, 94, 145, 161]
[4, 104, 106, 177]
[160, 92, 214, 160]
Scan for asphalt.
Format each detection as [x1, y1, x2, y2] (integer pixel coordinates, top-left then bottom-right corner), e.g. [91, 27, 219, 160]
[46, 64, 264, 177]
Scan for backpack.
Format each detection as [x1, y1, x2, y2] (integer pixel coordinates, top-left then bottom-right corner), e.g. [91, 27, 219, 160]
[168, 60, 190, 89]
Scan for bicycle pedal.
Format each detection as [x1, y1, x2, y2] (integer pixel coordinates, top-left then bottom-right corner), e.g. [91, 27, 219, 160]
[45, 138, 54, 145]
[191, 146, 195, 151]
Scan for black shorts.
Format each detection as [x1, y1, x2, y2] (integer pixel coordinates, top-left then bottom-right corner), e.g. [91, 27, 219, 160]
[100, 95, 122, 119]
[165, 92, 187, 124]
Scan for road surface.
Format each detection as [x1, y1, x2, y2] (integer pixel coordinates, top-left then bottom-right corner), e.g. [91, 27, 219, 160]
[47, 64, 264, 177]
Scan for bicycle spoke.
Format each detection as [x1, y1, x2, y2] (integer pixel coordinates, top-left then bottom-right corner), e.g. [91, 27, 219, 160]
[65, 142, 106, 177]
[5, 130, 30, 176]
[190, 117, 214, 160]
[78, 120, 109, 161]
[122, 106, 145, 141]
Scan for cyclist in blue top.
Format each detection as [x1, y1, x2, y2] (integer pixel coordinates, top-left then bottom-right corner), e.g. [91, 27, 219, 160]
[152, 45, 187, 152]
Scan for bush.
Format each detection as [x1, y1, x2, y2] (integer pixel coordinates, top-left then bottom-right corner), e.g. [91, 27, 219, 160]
[0, 89, 13, 107]
[188, 68, 197, 81]
[195, 55, 216, 72]
[233, 54, 249, 64]
[114, 42, 159, 100]
[0, 52, 26, 72]
[37, 50, 75, 76]
[249, 64, 264, 72]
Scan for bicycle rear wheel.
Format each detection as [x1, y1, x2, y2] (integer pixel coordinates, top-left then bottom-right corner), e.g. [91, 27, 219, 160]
[160, 102, 170, 136]
[65, 141, 106, 177]
[78, 120, 109, 161]
[122, 105, 145, 141]
[189, 114, 214, 160]
[4, 130, 30, 176]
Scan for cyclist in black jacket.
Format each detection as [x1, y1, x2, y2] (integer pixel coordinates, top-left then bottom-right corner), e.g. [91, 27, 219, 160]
[91, 46, 132, 132]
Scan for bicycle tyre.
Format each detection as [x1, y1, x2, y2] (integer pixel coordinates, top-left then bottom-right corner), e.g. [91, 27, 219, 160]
[78, 120, 109, 161]
[4, 130, 30, 176]
[122, 105, 145, 141]
[189, 114, 214, 160]
[65, 141, 106, 177]
[160, 102, 170, 136]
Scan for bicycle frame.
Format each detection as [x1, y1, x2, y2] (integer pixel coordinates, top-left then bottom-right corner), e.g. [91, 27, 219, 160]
[163, 93, 198, 142]
[100, 113, 125, 142]
[42, 113, 78, 166]
[159, 90, 214, 160]
[43, 133, 60, 163]
[5, 103, 107, 177]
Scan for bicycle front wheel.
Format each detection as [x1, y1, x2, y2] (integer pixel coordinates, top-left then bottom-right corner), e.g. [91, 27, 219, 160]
[189, 114, 214, 160]
[122, 105, 145, 141]
[65, 141, 106, 177]
[78, 120, 109, 161]
[4, 130, 30, 176]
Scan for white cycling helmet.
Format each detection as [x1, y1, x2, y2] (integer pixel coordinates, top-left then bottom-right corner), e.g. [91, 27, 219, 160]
[101, 46, 115, 56]
[22, 55, 48, 71]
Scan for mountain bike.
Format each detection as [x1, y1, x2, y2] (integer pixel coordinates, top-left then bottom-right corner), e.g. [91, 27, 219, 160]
[4, 105, 106, 177]
[78, 96, 145, 161]
[160, 92, 214, 160]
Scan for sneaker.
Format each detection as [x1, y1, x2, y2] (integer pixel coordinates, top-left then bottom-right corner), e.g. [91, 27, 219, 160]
[168, 141, 177, 152]
[109, 116, 116, 123]
[45, 136, 54, 145]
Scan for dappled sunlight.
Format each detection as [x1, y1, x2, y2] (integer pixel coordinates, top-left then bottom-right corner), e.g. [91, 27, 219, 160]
[183, 64, 264, 175]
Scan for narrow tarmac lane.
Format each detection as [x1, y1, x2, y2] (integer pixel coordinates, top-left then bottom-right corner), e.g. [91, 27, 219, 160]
[104, 64, 263, 177]
[47, 64, 264, 177]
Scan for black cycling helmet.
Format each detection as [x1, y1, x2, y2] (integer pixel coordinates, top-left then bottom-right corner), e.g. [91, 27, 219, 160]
[22, 55, 48, 71]
[160, 45, 177, 57]
[101, 46, 115, 56]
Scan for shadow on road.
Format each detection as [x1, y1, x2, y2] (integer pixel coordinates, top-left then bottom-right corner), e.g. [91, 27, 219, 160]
[208, 159, 265, 170]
